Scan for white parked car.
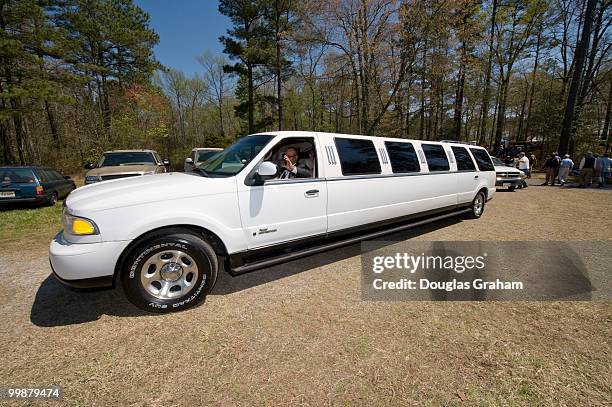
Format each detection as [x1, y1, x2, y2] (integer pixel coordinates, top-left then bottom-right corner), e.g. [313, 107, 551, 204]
[50, 131, 496, 312]
[491, 157, 525, 191]
[184, 147, 222, 172]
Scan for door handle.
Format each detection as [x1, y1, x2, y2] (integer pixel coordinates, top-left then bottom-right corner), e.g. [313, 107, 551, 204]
[474, 175, 479, 179]
[305, 189, 319, 197]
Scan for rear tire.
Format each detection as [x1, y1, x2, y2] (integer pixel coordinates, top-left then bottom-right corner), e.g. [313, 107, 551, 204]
[121, 230, 218, 313]
[47, 192, 58, 206]
[468, 190, 486, 219]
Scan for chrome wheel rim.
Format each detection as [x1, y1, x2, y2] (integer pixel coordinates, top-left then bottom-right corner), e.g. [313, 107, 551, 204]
[474, 194, 484, 216]
[140, 250, 199, 300]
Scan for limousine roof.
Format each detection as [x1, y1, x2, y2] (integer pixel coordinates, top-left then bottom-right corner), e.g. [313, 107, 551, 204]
[251, 131, 489, 150]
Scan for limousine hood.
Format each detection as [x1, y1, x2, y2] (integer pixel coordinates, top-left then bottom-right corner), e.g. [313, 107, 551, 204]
[66, 172, 234, 213]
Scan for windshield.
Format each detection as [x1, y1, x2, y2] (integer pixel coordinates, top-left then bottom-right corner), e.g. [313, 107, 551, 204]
[100, 152, 157, 167]
[491, 157, 504, 166]
[197, 150, 220, 162]
[198, 135, 273, 176]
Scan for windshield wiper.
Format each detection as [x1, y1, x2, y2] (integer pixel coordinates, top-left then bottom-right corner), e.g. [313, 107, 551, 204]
[192, 167, 209, 177]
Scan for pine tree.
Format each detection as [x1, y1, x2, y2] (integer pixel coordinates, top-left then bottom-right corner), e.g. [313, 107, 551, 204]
[219, 0, 274, 134]
[56, 0, 159, 142]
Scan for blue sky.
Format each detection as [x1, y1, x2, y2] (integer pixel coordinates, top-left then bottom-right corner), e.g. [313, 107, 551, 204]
[134, 0, 232, 76]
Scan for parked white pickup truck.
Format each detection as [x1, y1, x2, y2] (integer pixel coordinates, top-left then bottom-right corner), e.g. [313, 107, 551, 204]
[50, 131, 496, 312]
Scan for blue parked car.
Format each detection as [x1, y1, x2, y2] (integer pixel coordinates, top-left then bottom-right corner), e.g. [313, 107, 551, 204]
[0, 166, 76, 207]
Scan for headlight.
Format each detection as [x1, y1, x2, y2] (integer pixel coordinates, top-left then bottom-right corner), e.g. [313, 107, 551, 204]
[85, 175, 101, 183]
[496, 176, 502, 181]
[62, 210, 99, 235]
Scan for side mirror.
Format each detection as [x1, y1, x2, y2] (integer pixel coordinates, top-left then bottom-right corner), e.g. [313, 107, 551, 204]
[255, 161, 277, 181]
[162, 159, 170, 167]
[185, 157, 194, 164]
[84, 162, 95, 170]
[64, 175, 71, 180]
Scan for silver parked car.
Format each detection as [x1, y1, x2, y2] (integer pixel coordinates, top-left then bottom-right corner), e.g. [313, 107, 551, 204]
[84, 150, 169, 185]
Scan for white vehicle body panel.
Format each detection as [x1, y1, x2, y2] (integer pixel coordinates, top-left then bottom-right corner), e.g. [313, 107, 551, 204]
[50, 131, 496, 283]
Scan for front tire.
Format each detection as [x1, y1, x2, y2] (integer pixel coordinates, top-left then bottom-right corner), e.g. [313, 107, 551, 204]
[468, 190, 486, 219]
[121, 231, 218, 313]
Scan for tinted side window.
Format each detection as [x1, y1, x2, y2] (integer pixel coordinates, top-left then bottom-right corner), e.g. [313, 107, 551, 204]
[40, 170, 54, 182]
[421, 144, 450, 171]
[385, 142, 420, 173]
[43, 170, 58, 181]
[470, 148, 495, 171]
[51, 171, 64, 180]
[451, 146, 476, 171]
[335, 138, 381, 175]
[34, 169, 47, 182]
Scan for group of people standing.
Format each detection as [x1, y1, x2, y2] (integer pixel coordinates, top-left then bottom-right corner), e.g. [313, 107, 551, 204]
[540, 151, 611, 188]
[506, 151, 611, 188]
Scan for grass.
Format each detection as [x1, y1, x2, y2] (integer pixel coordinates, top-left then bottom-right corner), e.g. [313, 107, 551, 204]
[0, 182, 611, 406]
[0, 202, 63, 250]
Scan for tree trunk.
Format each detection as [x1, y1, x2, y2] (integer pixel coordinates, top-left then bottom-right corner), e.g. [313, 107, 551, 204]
[516, 85, 528, 142]
[11, 108, 26, 165]
[603, 83, 611, 153]
[0, 80, 15, 164]
[45, 100, 60, 148]
[453, 58, 466, 140]
[489, 86, 501, 150]
[276, 19, 283, 130]
[101, 75, 111, 137]
[0, 120, 13, 164]
[478, 0, 497, 145]
[558, 0, 597, 155]
[247, 64, 254, 133]
[524, 27, 541, 142]
[493, 78, 509, 153]
[571, 0, 604, 133]
[419, 44, 427, 139]
[218, 69, 225, 138]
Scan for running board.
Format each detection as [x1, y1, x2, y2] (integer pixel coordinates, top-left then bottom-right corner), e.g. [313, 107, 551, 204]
[229, 207, 472, 275]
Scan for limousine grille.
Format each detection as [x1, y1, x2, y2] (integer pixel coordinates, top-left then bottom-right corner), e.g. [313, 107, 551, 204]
[496, 171, 520, 178]
[100, 173, 142, 181]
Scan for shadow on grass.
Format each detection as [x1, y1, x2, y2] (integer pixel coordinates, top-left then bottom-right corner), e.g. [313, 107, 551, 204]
[30, 276, 151, 327]
[31, 217, 463, 327]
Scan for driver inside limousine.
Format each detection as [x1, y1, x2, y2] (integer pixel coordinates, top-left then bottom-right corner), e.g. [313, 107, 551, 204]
[277, 146, 313, 179]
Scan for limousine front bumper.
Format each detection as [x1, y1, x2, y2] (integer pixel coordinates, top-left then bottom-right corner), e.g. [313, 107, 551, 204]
[49, 231, 131, 288]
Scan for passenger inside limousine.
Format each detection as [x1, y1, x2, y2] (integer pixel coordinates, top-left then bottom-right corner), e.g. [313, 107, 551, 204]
[276, 146, 313, 179]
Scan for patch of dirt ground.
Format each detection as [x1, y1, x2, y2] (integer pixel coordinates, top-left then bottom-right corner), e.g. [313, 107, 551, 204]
[0, 185, 611, 406]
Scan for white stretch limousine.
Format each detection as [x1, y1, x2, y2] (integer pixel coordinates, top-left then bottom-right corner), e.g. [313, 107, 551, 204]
[50, 131, 496, 312]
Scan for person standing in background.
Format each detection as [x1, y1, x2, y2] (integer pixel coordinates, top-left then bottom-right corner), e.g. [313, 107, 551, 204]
[578, 151, 596, 188]
[595, 153, 610, 188]
[529, 153, 537, 175]
[553, 152, 561, 184]
[541, 153, 559, 186]
[558, 154, 574, 186]
[516, 152, 529, 188]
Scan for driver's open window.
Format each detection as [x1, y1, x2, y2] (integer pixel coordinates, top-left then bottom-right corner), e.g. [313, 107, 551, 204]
[260, 137, 318, 181]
